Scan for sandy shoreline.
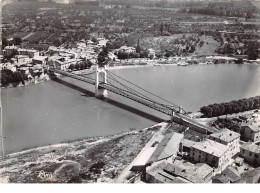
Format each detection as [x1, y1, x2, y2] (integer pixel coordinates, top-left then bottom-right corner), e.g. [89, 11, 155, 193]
[0, 122, 165, 183]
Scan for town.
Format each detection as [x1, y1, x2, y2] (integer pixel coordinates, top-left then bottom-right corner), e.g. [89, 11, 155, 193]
[1, 0, 260, 185]
[1, 0, 260, 88]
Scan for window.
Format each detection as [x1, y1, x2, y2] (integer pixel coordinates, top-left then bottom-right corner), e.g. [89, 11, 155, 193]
[249, 152, 252, 156]
[255, 154, 259, 158]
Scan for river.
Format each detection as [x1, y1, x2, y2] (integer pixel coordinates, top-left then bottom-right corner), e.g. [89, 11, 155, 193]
[1, 63, 260, 154]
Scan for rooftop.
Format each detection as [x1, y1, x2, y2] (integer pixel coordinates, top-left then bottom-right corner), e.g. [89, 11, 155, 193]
[163, 161, 213, 183]
[241, 122, 260, 132]
[222, 166, 241, 182]
[147, 132, 184, 164]
[5, 46, 18, 49]
[212, 174, 230, 183]
[147, 160, 213, 183]
[18, 48, 38, 53]
[241, 143, 260, 154]
[210, 128, 240, 142]
[191, 139, 229, 157]
[33, 56, 48, 61]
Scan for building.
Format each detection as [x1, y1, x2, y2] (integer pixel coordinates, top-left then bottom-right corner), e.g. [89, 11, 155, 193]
[33, 56, 48, 65]
[146, 132, 184, 166]
[13, 55, 31, 66]
[4, 46, 18, 57]
[240, 122, 260, 143]
[119, 46, 136, 54]
[190, 139, 230, 171]
[240, 167, 260, 183]
[240, 143, 260, 166]
[147, 48, 156, 59]
[18, 49, 39, 58]
[209, 129, 240, 157]
[130, 132, 183, 172]
[146, 161, 213, 183]
[212, 166, 241, 183]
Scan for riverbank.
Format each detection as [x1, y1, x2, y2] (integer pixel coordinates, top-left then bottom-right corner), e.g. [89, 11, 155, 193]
[1, 73, 50, 89]
[0, 123, 165, 183]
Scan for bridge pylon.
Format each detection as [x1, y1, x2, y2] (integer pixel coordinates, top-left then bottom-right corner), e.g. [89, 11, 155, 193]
[95, 65, 108, 98]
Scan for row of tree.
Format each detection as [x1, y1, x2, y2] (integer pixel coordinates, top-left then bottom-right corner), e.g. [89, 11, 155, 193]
[200, 96, 260, 117]
[1, 69, 26, 87]
[68, 59, 93, 71]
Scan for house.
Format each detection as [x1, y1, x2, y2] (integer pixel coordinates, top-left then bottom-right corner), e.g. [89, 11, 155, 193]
[4, 46, 18, 57]
[190, 139, 230, 171]
[209, 129, 240, 157]
[33, 56, 48, 65]
[146, 160, 213, 183]
[221, 166, 241, 183]
[212, 174, 230, 183]
[0, 63, 16, 72]
[119, 46, 136, 54]
[240, 167, 260, 183]
[240, 122, 260, 142]
[48, 60, 66, 71]
[240, 143, 260, 166]
[147, 48, 156, 59]
[18, 49, 39, 58]
[97, 38, 108, 47]
[13, 55, 31, 66]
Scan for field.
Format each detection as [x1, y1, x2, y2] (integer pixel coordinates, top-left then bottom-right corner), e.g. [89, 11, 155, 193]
[194, 36, 220, 56]
[139, 34, 219, 56]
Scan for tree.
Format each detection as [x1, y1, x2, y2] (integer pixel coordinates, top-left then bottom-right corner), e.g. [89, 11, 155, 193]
[200, 106, 213, 117]
[1, 73, 10, 87]
[247, 43, 258, 60]
[92, 37, 97, 43]
[68, 64, 74, 70]
[79, 62, 85, 70]
[12, 72, 23, 83]
[87, 59, 93, 68]
[75, 63, 80, 70]
[102, 46, 108, 56]
[98, 51, 106, 66]
[136, 39, 141, 53]
[117, 51, 129, 60]
[13, 37, 22, 45]
[231, 101, 239, 113]
[160, 24, 163, 35]
[2, 37, 8, 49]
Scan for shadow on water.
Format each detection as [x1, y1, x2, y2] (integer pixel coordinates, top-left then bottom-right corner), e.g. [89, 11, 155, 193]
[54, 78, 165, 123]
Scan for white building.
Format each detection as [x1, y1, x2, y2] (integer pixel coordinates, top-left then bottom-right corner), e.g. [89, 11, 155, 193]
[190, 139, 230, 171]
[18, 48, 39, 58]
[13, 55, 31, 66]
[209, 129, 240, 157]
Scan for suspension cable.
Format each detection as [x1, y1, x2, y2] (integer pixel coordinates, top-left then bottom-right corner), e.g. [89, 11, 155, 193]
[106, 71, 170, 107]
[106, 70, 180, 108]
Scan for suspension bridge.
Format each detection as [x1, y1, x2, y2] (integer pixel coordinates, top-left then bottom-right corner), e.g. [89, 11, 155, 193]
[48, 66, 218, 134]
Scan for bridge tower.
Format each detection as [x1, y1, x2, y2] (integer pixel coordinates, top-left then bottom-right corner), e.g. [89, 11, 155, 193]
[95, 65, 108, 98]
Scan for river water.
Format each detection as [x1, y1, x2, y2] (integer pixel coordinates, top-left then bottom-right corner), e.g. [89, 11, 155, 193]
[1, 63, 260, 154]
